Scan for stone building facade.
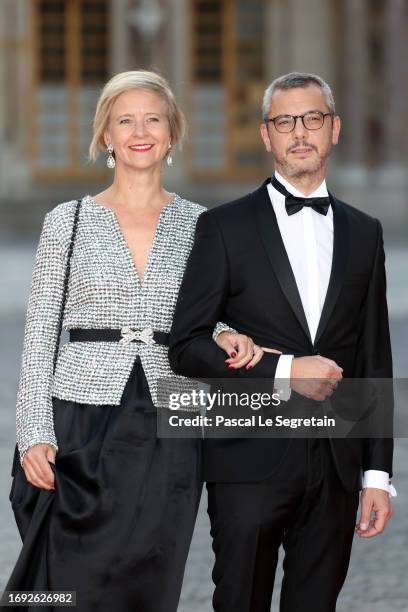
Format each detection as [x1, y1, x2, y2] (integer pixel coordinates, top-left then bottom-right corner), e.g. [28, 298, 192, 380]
[0, 0, 407, 231]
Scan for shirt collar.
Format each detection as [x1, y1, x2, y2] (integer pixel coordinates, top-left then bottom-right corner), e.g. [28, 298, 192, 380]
[274, 170, 329, 198]
[268, 170, 330, 220]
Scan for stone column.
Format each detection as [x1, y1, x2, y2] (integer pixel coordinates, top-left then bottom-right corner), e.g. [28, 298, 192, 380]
[266, 0, 334, 82]
[0, 0, 31, 200]
[266, 0, 288, 79]
[0, 2, 7, 149]
[288, 0, 335, 81]
[342, 0, 369, 165]
[164, 0, 188, 187]
[377, 0, 408, 226]
[383, 0, 407, 164]
[110, 0, 131, 73]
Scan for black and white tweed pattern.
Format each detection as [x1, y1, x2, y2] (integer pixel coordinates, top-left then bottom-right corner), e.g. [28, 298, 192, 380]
[16, 194, 233, 465]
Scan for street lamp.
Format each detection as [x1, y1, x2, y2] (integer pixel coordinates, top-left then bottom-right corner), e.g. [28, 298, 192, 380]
[128, 0, 165, 40]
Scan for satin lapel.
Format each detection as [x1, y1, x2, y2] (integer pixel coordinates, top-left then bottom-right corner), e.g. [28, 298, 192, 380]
[314, 193, 350, 345]
[251, 181, 312, 345]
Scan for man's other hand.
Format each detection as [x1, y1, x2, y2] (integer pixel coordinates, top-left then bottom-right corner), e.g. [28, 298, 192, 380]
[290, 355, 343, 401]
[355, 487, 393, 538]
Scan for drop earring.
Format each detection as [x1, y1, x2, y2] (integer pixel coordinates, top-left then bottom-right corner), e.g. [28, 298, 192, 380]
[106, 143, 115, 169]
[166, 143, 173, 167]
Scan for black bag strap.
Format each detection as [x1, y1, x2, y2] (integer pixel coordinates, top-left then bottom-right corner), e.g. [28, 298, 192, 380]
[52, 198, 82, 373]
[12, 199, 82, 476]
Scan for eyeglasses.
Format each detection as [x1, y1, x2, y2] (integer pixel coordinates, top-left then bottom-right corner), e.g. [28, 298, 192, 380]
[265, 111, 333, 133]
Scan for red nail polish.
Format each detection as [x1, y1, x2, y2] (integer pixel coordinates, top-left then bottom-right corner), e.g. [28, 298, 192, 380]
[246, 365, 253, 370]
[228, 365, 235, 370]
[231, 352, 237, 358]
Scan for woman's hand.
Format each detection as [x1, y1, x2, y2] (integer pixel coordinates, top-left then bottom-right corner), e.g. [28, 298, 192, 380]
[22, 443, 56, 491]
[215, 332, 282, 370]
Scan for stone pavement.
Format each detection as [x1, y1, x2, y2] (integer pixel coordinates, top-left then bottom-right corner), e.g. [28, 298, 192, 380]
[0, 241, 407, 611]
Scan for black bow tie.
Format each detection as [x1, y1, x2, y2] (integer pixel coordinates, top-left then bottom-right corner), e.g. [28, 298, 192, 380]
[271, 175, 330, 216]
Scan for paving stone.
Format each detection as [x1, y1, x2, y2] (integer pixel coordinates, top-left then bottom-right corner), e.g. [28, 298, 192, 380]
[1, 243, 407, 611]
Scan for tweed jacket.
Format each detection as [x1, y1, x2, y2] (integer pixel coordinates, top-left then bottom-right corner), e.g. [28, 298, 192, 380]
[16, 194, 231, 466]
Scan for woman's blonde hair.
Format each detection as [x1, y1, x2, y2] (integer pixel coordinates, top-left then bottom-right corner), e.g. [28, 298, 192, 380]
[89, 70, 186, 162]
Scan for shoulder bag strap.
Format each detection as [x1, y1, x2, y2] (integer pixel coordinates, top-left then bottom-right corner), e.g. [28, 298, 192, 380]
[11, 198, 82, 476]
[52, 198, 82, 374]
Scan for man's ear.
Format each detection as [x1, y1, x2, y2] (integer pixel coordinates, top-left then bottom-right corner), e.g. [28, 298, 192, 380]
[332, 115, 341, 146]
[260, 122, 272, 153]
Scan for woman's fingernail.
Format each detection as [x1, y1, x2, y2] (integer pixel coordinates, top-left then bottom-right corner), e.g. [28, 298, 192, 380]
[359, 522, 368, 531]
[228, 365, 235, 370]
[231, 352, 237, 358]
[246, 365, 253, 370]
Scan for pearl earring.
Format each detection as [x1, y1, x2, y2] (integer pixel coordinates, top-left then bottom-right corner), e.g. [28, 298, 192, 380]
[106, 144, 115, 169]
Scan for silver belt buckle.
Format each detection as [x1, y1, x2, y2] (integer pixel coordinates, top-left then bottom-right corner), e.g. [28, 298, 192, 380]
[120, 326, 155, 346]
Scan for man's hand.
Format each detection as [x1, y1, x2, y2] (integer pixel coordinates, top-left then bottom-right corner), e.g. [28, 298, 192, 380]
[22, 443, 56, 491]
[355, 487, 393, 538]
[289, 355, 343, 401]
[215, 331, 281, 370]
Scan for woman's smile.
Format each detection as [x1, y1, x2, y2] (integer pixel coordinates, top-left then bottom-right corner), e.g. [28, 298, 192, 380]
[128, 144, 155, 152]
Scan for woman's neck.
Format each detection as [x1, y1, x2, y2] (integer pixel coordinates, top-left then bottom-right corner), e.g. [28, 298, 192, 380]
[99, 165, 173, 211]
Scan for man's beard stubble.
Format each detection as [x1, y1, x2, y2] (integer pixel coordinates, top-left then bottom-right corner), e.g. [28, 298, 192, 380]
[276, 139, 331, 180]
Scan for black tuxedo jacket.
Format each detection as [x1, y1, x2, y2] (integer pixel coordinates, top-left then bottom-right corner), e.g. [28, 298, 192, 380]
[168, 179, 393, 491]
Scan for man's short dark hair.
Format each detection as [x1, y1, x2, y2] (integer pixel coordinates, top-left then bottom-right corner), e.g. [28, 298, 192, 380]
[262, 72, 336, 120]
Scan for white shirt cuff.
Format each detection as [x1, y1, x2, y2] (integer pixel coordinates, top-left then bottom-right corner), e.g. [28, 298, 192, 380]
[274, 354, 294, 402]
[362, 470, 397, 497]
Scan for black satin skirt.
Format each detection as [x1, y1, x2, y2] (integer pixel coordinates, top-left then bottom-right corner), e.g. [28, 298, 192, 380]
[5, 357, 202, 612]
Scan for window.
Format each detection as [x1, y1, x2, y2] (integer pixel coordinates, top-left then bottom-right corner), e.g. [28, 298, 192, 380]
[189, 0, 267, 180]
[31, 0, 109, 178]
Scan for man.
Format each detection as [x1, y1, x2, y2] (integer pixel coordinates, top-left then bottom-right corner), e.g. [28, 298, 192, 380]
[169, 73, 394, 612]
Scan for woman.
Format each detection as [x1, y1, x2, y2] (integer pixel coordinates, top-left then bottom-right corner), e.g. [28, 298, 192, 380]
[4, 71, 262, 612]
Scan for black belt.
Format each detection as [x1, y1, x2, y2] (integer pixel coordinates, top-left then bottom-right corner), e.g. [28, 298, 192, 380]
[69, 327, 169, 346]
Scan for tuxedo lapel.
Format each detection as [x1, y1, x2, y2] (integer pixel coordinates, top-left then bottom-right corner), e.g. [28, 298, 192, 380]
[251, 181, 312, 345]
[314, 193, 350, 345]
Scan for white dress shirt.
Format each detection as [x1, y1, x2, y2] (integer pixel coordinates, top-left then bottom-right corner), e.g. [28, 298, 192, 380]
[270, 171, 396, 497]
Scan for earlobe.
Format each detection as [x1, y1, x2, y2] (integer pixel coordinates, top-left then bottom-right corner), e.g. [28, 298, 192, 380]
[103, 130, 110, 149]
[332, 115, 341, 145]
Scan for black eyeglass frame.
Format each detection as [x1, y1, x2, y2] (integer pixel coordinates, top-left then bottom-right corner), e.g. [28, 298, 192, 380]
[265, 111, 334, 132]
